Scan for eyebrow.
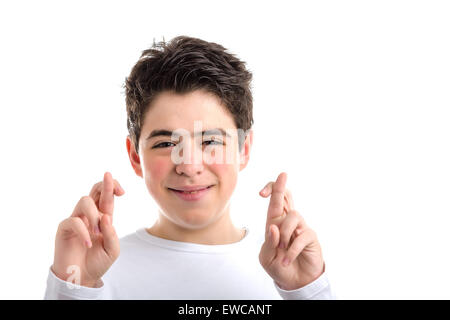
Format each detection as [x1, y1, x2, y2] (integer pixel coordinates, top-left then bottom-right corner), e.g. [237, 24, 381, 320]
[146, 128, 232, 141]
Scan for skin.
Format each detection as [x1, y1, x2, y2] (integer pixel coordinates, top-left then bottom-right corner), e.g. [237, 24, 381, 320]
[259, 172, 325, 290]
[51, 89, 325, 290]
[52, 172, 124, 287]
[126, 89, 251, 244]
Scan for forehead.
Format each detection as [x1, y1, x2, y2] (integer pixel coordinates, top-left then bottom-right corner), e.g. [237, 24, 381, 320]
[141, 89, 237, 133]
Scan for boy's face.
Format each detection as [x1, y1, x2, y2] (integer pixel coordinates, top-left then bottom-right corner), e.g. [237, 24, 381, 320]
[126, 89, 252, 230]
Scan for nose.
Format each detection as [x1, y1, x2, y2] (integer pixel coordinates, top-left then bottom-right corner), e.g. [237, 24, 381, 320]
[175, 161, 204, 176]
[174, 136, 205, 177]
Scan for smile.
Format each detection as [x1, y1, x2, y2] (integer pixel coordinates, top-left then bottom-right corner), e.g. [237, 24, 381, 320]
[168, 185, 214, 201]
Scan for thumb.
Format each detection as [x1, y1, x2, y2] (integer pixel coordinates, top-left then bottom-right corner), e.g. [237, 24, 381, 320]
[100, 214, 120, 261]
[268, 224, 280, 249]
[259, 224, 280, 267]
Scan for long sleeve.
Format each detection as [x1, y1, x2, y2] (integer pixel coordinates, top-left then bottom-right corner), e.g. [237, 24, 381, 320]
[43, 266, 105, 300]
[274, 272, 336, 300]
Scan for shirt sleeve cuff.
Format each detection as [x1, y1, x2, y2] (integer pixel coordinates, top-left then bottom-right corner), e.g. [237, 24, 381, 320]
[43, 266, 105, 300]
[274, 271, 336, 300]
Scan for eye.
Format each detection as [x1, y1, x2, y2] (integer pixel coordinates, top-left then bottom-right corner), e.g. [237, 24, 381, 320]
[153, 142, 176, 149]
[203, 139, 223, 146]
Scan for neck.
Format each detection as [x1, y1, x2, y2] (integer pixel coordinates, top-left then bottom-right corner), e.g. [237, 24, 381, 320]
[146, 206, 245, 245]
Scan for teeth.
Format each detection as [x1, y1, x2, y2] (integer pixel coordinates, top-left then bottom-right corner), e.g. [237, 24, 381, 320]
[171, 186, 211, 194]
[179, 187, 210, 194]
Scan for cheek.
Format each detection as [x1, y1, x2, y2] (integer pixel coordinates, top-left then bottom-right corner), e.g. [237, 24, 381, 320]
[210, 163, 238, 192]
[143, 157, 171, 191]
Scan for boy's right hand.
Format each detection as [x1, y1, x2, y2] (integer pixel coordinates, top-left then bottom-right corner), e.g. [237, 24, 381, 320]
[51, 172, 125, 288]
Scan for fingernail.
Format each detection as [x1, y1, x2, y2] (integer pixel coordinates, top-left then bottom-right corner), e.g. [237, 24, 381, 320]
[85, 240, 92, 248]
[94, 226, 100, 234]
[279, 242, 285, 249]
[282, 257, 290, 266]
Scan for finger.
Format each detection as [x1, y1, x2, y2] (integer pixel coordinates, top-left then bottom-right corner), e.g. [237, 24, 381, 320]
[89, 179, 125, 197]
[114, 179, 125, 195]
[259, 224, 280, 267]
[278, 210, 306, 250]
[282, 190, 293, 216]
[71, 196, 101, 234]
[283, 229, 316, 266]
[80, 215, 90, 230]
[89, 181, 102, 199]
[259, 182, 273, 197]
[267, 172, 287, 223]
[260, 182, 294, 210]
[285, 189, 294, 211]
[269, 224, 280, 249]
[261, 183, 292, 218]
[99, 172, 115, 217]
[89, 179, 125, 208]
[59, 217, 92, 248]
[99, 214, 120, 260]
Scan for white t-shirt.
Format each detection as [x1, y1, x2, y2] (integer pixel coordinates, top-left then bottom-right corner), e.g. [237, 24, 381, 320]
[44, 227, 335, 299]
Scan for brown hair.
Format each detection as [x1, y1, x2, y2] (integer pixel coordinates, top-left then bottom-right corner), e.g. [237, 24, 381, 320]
[124, 35, 253, 155]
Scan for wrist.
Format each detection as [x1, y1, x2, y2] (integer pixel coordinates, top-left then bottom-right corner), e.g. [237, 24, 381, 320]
[51, 265, 101, 288]
[277, 263, 326, 291]
[81, 279, 102, 288]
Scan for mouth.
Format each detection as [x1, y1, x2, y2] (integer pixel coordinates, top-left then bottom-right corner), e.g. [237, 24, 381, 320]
[167, 185, 214, 194]
[167, 185, 214, 201]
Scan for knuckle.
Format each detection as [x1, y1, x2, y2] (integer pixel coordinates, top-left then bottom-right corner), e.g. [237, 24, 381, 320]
[280, 232, 290, 244]
[79, 195, 92, 205]
[57, 218, 68, 231]
[111, 247, 120, 260]
[286, 251, 295, 262]
[258, 249, 266, 266]
[292, 210, 305, 223]
[91, 182, 101, 190]
[81, 196, 96, 211]
[90, 182, 102, 193]
[110, 226, 118, 238]
[109, 242, 121, 260]
[286, 209, 296, 217]
[60, 217, 81, 233]
[278, 220, 288, 233]
[69, 216, 83, 226]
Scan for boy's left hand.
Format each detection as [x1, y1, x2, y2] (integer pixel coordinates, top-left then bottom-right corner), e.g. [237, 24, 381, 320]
[258, 172, 325, 290]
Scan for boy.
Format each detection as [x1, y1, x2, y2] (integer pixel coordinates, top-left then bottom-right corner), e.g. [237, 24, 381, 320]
[44, 36, 335, 299]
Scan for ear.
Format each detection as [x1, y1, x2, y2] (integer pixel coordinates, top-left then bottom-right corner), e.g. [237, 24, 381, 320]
[126, 136, 143, 178]
[239, 129, 253, 171]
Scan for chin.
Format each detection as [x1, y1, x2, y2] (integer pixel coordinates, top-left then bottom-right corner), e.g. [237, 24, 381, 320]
[172, 209, 216, 228]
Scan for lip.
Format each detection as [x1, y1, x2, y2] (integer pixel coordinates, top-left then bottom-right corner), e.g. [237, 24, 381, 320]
[169, 185, 213, 192]
[168, 185, 214, 202]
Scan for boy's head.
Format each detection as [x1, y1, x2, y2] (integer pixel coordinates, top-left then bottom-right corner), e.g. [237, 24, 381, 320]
[125, 36, 253, 156]
[124, 36, 254, 234]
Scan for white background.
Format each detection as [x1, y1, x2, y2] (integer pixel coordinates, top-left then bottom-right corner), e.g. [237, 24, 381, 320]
[0, 0, 449, 299]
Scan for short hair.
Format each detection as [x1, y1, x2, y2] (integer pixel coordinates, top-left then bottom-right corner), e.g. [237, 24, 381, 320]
[124, 35, 253, 155]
